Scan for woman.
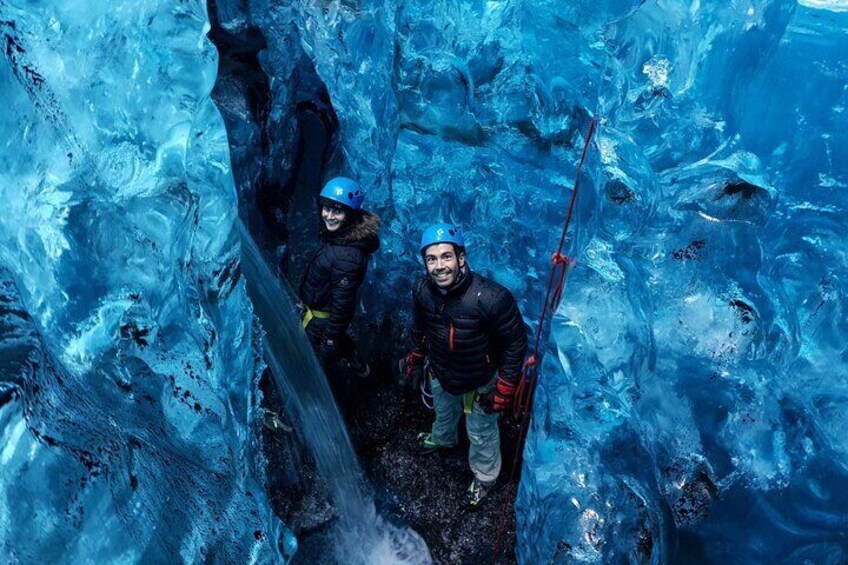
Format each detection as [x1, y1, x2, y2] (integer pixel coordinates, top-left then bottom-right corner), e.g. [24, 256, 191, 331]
[298, 176, 380, 380]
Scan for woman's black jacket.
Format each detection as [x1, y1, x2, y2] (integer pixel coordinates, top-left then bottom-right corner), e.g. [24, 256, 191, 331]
[298, 212, 380, 344]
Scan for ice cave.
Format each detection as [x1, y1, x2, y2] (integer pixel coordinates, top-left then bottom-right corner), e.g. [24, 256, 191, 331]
[1, 0, 847, 563]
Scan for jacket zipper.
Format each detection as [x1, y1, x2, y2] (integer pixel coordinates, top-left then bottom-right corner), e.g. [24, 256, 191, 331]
[300, 243, 326, 301]
[438, 300, 455, 352]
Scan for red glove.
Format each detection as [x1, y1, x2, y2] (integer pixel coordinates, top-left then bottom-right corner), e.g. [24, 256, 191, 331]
[398, 351, 425, 391]
[482, 376, 517, 414]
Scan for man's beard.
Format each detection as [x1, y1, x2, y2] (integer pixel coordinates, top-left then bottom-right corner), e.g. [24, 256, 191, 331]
[430, 267, 456, 286]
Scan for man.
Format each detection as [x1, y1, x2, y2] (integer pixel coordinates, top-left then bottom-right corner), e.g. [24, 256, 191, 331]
[400, 223, 527, 507]
[299, 176, 380, 384]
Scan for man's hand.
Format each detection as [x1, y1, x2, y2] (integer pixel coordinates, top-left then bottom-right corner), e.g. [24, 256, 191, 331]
[481, 375, 517, 414]
[398, 351, 425, 392]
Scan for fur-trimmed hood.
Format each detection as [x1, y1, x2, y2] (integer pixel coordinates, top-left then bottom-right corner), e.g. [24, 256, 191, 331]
[322, 211, 381, 254]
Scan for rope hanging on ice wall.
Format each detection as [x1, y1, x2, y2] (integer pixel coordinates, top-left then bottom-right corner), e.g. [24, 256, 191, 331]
[491, 116, 598, 564]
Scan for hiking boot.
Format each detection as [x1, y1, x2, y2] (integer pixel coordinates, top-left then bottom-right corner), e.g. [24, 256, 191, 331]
[465, 477, 494, 508]
[415, 432, 455, 456]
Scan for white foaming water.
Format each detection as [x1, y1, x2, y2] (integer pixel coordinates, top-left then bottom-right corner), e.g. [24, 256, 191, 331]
[337, 510, 433, 565]
[239, 221, 431, 564]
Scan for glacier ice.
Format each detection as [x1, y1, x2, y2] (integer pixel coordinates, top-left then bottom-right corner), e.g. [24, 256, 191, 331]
[517, 1, 848, 563]
[213, 0, 848, 562]
[1, 1, 430, 562]
[2, 0, 848, 562]
[0, 1, 292, 561]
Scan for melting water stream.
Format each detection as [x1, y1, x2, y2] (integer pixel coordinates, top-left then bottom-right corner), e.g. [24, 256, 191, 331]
[239, 221, 432, 564]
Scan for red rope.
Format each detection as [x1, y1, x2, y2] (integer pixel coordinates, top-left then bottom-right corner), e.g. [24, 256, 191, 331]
[492, 118, 597, 564]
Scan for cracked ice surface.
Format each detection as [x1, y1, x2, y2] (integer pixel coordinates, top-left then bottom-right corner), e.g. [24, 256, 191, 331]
[518, 1, 848, 563]
[0, 1, 290, 561]
[3, 0, 847, 562]
[237, 0, 848, 562]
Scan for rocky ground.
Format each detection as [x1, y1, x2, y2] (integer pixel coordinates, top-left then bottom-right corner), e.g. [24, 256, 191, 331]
[261, 355, 522, 564]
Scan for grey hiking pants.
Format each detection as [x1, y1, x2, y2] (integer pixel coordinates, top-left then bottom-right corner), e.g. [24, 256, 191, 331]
[429, 377, 502, 484]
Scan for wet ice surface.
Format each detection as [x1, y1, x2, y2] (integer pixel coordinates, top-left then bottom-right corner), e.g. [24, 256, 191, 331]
[2, 0, 848, 563]
[212, 0, 848, 562]
[0, 2, 288, 561]
[518, 2, 848, 563]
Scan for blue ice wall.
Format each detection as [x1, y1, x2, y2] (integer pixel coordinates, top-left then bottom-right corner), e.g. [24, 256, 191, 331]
[225, 0, 848, 562]
[3, 0, 846, 562]
[0, 1, 289, 561]
[518, 1, 848, 563]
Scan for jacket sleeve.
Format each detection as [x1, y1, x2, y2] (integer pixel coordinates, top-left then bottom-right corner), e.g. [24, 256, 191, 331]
[410, 279, 427, 355]
[322, 248, 365, 344]
[490, 289, 528, 385]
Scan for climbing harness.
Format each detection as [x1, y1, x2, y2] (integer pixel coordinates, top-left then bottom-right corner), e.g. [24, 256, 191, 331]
[420, 365, 435, 410]
[492, 118, 597, 564]
[418, 366, 480, 413]
[462, 391, 477, 415]
[300, 305, 330, 329]
[420, 381, 435, 410]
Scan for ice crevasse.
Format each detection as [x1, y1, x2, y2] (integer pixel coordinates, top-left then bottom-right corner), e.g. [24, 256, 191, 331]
[2, 0, 848, 563]
[218, 0, 848, 562]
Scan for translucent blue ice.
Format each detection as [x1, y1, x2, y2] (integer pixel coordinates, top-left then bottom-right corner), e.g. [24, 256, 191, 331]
[0, 1, 290, 561]
[259, 0, 848, 562]
[516, 2, 848, 563]
[3, 0, 847, 562]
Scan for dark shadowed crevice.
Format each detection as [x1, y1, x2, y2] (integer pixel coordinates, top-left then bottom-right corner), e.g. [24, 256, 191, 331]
[281, 90, 340, 281]
[207, 4, 520, 561]
[207, 1, 342, 544]
[208, 0, 340, 275]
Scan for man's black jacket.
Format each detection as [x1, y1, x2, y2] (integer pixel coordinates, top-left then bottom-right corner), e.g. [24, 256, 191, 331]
[299, 212, 380, 344]
[411, 270, 527, 395]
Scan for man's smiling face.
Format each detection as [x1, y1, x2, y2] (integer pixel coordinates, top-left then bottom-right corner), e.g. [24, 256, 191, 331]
[424, 243, 465, 288]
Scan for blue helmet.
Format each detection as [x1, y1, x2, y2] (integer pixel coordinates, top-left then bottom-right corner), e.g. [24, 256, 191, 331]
[419, 223, 465, 254]
[319, 177, 364, 210]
